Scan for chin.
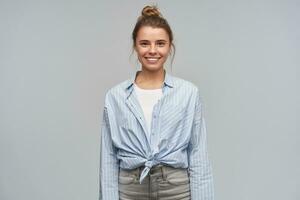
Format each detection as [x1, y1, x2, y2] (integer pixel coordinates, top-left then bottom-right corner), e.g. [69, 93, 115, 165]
[142, 65, 163, 72]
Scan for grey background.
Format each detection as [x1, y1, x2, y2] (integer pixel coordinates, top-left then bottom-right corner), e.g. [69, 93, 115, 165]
[1, 0, 299, 200]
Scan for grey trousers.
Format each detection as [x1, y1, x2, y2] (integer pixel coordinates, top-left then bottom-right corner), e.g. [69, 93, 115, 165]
[118, 165, 191, 200]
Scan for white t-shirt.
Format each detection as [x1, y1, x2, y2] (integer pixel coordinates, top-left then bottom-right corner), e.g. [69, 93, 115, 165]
[133, 83, 163, 136]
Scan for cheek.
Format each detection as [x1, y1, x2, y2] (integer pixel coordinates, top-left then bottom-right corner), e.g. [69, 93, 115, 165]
[161, 47, 171, 56]
[136, 49, 147, 57]
[161, 50, 170, 58]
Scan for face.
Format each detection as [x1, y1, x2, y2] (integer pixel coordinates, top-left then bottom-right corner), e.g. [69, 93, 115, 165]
[134, 26, 171, 72]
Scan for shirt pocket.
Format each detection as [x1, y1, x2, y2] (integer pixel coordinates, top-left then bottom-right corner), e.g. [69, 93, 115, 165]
[118, 111, 141, 132]
[119, 116, 129, 128]
[160, 104, 186, 128]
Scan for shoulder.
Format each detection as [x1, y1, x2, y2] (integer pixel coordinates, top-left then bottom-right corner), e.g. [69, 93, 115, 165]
[102, 79, 130, 106]
[171, 75, 204, 105]
[171, 75, 200, 94]
[107, 79, 128, 95]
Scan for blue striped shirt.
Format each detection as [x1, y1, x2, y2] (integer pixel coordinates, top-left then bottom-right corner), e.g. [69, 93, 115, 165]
[100, 70, 214, 200]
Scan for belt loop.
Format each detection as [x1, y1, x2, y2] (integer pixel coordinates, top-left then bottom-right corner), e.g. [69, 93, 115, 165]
[161, 166, 167, 181]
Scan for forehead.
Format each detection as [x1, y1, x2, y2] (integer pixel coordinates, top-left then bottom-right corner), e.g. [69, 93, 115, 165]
[136, 26, 169, 41]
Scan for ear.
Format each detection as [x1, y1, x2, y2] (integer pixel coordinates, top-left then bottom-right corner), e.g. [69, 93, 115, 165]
[133, 44, 137, 52]
[168, 47, 172, 55]
[169, 44, 173, 55]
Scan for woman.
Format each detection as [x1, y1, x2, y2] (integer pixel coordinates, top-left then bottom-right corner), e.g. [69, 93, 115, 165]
[100, 5, 214, 200]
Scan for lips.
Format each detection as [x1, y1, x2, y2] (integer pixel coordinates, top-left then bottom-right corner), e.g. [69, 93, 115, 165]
[145, 57, 161, 63]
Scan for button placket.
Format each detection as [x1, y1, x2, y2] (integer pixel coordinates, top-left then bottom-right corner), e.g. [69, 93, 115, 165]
[150, 102, 161, 157]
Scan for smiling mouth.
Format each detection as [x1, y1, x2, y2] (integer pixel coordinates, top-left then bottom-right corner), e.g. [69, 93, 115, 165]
[145, 57, 161, 63]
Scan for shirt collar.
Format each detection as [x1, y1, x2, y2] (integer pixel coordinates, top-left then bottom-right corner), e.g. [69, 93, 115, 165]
[124, 69, 174, 90]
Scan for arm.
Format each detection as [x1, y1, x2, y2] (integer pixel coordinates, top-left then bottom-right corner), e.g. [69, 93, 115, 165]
[99, 105, 119, 200]
[187, 89, 214, 200]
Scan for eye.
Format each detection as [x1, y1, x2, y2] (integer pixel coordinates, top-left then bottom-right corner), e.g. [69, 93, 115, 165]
[140, 42, 148, 47]
[157, 42, 166, 47]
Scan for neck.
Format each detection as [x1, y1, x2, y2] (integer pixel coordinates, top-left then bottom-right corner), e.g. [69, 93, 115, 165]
[135, 67, 165, 89]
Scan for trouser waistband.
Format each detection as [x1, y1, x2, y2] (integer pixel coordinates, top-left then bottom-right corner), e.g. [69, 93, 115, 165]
[120, 164, 187, 181]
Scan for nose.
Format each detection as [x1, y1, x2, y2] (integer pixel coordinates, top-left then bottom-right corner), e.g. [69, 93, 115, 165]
[149, 44, 157, 54]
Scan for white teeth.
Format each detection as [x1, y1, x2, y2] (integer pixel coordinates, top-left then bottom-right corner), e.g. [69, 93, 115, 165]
[146, 58, 160, 61]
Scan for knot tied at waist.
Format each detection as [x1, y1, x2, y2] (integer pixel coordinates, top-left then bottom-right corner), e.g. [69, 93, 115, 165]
[139, 159, 159, 184]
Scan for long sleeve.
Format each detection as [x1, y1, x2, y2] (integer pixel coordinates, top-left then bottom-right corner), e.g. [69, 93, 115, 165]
[99, 105, 119, 200]
[187, 90, 214, 200]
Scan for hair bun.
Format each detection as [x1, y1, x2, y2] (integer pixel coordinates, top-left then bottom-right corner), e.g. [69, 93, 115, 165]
[141, 5, 162, 17]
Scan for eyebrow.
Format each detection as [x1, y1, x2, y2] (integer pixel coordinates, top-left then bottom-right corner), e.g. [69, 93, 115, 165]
[138, 40, 168, 42]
